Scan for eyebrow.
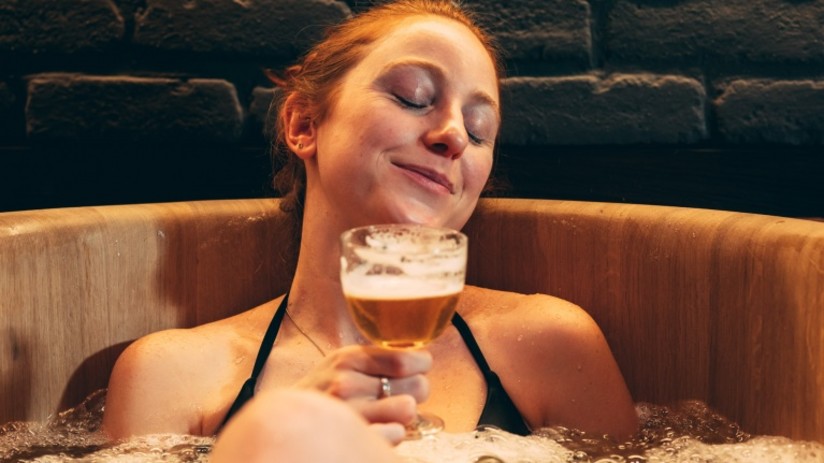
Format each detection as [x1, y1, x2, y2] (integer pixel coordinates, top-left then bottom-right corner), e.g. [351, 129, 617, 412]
[379, 60, 501, 120]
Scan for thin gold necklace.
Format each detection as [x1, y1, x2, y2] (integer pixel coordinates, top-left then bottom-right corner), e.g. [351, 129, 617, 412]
[285, 307, 328, 357]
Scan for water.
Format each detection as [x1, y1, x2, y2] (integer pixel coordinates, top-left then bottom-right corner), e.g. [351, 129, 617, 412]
[1, 391, 822, 463]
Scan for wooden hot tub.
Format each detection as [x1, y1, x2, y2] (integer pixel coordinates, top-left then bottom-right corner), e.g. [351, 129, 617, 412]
[1, 198, 822, 441]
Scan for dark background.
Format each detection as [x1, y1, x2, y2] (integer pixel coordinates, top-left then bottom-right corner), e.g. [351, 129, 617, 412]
[1, 0, 822, 217]
[2, 144, 822, 218]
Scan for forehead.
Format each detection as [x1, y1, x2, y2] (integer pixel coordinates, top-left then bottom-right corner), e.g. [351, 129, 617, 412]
[352, 16, 499, 101]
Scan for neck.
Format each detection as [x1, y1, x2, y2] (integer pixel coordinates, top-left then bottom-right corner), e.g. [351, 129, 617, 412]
[286, 210, 368, 349]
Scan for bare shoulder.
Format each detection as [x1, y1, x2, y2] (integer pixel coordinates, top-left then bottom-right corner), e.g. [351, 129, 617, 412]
[110, 324, 224, 388]
[102, 327, 215, 438]
[102, 305, 274, 439]
[458, 286, 639, 438]
[459, 285, 598, 346]
[458, 285, 605, 383]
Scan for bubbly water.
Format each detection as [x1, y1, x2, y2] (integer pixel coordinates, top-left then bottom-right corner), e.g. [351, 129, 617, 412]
[2, 391, 822, 463]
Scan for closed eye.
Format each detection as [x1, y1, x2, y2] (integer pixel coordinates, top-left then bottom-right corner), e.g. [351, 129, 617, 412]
[465, 107, 497, 147]
[467, 130, 485, 145]
[395, 94, 428, 110]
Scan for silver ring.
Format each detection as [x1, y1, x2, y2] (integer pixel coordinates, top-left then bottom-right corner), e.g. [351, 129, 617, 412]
[379, 377, 392, 398]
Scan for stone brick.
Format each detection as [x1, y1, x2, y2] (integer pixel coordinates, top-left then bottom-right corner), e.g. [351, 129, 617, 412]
[715, 79, 824, 145]
[0, 0, 124, 54]
[113, 0, 144, 23]
[0, 82, 17, 136]
[606, 0, 824, 66]
[134, 0, 351, 58]
[26, 74, 243, 142]
[0, 82, 13, 111]
[469, 0, 593, 65]
[500, 74, 707, 145]
[249, 86, 281, 140]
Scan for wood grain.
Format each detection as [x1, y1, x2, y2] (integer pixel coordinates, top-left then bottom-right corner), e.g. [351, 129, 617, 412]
[1, 198, 822, 441]
[464, 199, 824, 441]
[0, 200, 296, 422]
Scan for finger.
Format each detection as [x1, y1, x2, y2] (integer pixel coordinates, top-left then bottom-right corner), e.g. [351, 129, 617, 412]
[376, 375, 430, 402]
[325, 371, 429, 402]
[368, 423, 406, 446]
[354, 395, 418, 426]
[328, 345, 432, 378]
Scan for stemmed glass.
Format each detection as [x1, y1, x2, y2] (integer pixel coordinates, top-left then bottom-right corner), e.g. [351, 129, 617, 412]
[340, 223, 468, 439]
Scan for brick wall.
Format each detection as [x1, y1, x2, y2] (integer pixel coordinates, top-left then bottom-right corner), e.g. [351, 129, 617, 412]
[1, 0, 822, 215]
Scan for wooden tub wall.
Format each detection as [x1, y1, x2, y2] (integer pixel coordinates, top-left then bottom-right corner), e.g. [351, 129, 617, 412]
[1, 198, 822, 442]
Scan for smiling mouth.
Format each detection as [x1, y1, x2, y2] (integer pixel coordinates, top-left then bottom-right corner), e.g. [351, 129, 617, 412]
[393, 163, 455, 194]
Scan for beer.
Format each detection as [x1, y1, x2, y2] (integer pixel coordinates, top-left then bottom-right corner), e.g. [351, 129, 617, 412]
[346, 291, 460, 348]
[340, 224, 467, 349]
[340, 224, 468, 437]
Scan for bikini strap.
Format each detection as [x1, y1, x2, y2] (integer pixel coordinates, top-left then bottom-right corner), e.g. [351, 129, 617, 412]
[218, 292, 289, 432]
[451, 311, 496, 382]
[249, 292, 289, 380]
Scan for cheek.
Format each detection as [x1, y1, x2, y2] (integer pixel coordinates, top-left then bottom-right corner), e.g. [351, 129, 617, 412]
[462, 152, 494, 193]
[370, 109, 420, 145]
[353, 107, 408, 148]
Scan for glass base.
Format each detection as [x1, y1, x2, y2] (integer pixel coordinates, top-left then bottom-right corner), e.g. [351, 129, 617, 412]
[404, 412, 444, 440]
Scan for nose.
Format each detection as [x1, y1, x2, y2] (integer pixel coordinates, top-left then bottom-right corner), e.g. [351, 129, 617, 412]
[423, 106, 468, 160]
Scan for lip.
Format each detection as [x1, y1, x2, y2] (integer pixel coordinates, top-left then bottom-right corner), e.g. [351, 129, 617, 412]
[392, 162, 455, 194]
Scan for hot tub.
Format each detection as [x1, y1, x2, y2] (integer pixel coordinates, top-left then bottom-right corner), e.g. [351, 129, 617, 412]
[1, 198, 822, 441]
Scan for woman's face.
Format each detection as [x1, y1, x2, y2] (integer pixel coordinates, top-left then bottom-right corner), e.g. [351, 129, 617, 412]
[308, 16, 500, 231]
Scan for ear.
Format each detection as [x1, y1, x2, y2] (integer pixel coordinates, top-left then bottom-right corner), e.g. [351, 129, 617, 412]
[283, 93, 317, 160]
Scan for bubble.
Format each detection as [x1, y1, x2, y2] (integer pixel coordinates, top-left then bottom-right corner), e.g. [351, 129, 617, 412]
[3, 393, 823, 463]
[475, 456, 506, 463]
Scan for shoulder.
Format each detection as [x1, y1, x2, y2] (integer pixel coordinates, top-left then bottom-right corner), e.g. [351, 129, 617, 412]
[110, 326, 218, 384]
[102, 327, 214, 438]
[102, 307, 270, 438]
[459, 286, 638, 437]
[459, 285, 598, 348]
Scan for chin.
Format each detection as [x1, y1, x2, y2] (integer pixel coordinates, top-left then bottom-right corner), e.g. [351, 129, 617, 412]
[371, 195, 474, 230]
[385, 208, 471, 231]
[376, 204, 445, 228]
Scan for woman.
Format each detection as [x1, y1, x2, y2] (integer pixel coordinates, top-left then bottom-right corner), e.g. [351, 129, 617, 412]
[102, 0, 639, 444]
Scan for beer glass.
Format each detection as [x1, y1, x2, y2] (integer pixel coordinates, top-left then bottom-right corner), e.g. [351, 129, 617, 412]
[340, 224, 468, 438]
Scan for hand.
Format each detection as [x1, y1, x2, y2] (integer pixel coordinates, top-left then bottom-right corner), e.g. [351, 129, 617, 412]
[293, 345, 431, 438]
[211, 389, 406, 462]
[362, 395, 418, 445]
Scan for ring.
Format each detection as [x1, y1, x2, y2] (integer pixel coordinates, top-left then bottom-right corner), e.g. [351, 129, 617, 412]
[379, 377, 392, 398]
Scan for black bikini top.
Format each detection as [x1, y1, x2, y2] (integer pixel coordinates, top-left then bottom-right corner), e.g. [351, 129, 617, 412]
[218, 293, 531, 436]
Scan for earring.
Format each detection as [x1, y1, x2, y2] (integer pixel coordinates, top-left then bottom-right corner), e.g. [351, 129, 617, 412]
[298, 143, 303, 149]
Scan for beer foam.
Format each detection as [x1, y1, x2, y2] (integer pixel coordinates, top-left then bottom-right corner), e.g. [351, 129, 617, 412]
[342, 273, 464, 299]
[351, 247, 467, 272]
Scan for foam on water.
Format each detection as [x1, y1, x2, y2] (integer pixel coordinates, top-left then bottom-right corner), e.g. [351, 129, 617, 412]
[2, 392, 822, 463]
[397, 430, 824, 463]
[397, 428, 573, 462]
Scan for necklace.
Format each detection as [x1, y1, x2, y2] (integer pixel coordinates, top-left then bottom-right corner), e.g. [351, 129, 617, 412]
[285, 307, 328, 357]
